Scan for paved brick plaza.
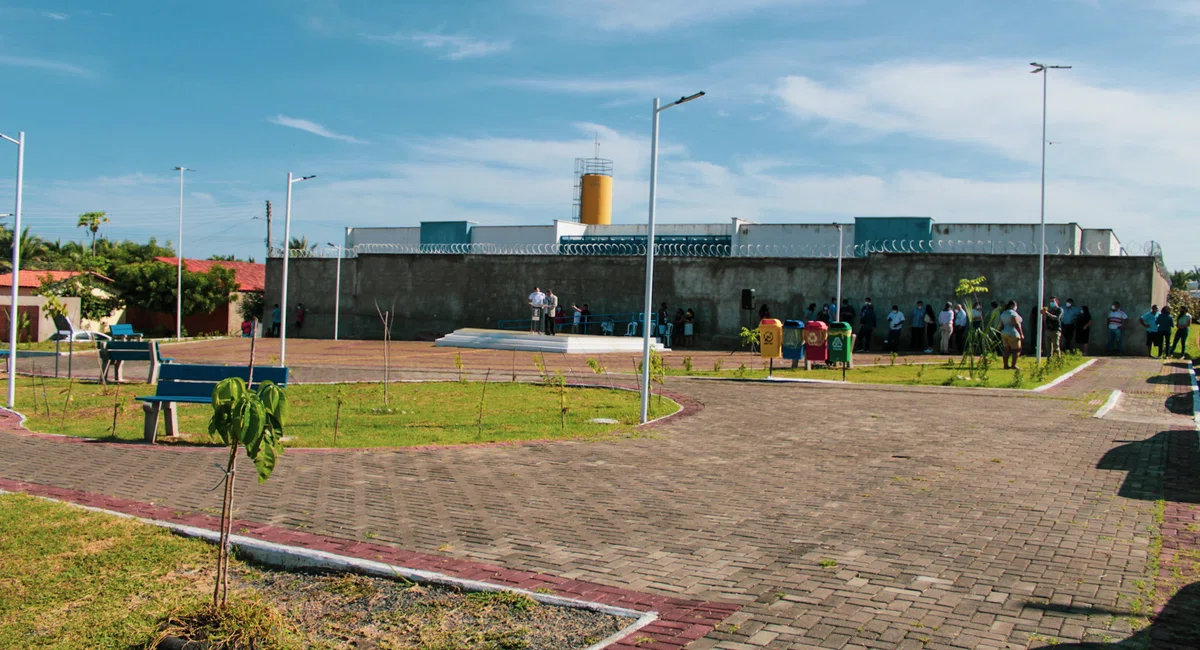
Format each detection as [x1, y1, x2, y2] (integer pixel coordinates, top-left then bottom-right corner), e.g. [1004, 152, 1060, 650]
[1, 346, 1197, 649]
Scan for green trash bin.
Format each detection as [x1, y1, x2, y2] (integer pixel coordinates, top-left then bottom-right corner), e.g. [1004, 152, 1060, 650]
[827, 321, 853, 366]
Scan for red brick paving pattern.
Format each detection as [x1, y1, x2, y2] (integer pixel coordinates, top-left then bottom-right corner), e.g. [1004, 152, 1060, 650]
[0, 354, 1196, 648]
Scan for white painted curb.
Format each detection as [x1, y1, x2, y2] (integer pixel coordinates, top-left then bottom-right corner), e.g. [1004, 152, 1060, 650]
[1093, 390, 1122, 419]
[0, 490, 657, 650]
[1032, 358, 1097, 393]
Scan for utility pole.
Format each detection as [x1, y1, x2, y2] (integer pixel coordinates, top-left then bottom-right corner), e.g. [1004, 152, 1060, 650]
[265, 200, 273, 260]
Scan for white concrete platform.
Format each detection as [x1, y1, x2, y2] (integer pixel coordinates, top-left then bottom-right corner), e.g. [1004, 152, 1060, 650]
[435, 328, 668, 354]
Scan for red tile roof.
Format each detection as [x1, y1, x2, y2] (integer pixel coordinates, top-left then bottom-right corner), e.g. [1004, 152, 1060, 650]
[155, 257, 265, 292]
[0, 270, 113, 288]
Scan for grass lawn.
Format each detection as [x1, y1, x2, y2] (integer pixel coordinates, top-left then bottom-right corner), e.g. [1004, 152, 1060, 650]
[14, 378, 679, 447]
[0, 493, 625, 649]
[662, 354, 1091, 390]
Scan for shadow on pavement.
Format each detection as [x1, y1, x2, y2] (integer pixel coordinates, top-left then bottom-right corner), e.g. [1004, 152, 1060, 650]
[1032, 582, 1200, 648]
[1098, 430, 1200, 504]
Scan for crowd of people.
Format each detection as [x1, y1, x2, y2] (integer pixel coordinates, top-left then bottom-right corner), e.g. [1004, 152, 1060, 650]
[772, 295, 1188, 365]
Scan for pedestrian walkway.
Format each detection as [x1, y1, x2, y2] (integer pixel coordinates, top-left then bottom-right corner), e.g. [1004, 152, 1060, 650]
[0, 355, 1192, 648]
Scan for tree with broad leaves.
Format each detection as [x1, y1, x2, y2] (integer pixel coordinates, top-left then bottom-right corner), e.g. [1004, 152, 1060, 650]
[112, 261, 238, 315]
[208, 375, 287, 608]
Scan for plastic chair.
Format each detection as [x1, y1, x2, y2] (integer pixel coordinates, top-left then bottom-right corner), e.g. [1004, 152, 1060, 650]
[663, 323, 674, 346]
[625, 321, 638, 336]
[601, 320, 615, 336]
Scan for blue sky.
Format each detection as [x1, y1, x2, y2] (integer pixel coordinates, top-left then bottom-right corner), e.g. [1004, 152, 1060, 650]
[0, 0, 1197, 267]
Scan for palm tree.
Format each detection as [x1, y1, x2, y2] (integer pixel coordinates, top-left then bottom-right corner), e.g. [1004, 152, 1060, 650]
[76, 211, 109, 255]
[0, 226, 47, 271]
[288, 236, 317, 258]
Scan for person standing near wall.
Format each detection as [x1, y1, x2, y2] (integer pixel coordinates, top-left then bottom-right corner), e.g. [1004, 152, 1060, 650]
[1172, 308, 1191, 358]
[270, 303, 281, 337]
[1155, 306, 1174, 359]
[1076, 306, 1092, 355]
[953, 303, 968, 353]
[684, 308, 696, 346]
[1061, 298, 1080, 352]
[294, 303, 306, 333]
[543, 289, 559, 336]
[885, 304, 905, 352]
[528, 287, 545, 334]
[857, 298, 876, 352]
[1000, 300, 1024, 370]
[923, 304, 937, 354]
[1041, 297, 1063, 357]
[910, 301, 925, 352]
[938, 302, 955, 354]
[1139, 304, 1160, 358]
[571, 304, 582, 334]
[841, 298, 855, 328]
[1107, 302, 1128, 354]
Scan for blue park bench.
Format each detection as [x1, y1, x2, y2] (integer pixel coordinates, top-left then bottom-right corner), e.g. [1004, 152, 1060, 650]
[108, 323, 144, 340]
[136, 364, 289, 444]
[98, 340, 174, 384]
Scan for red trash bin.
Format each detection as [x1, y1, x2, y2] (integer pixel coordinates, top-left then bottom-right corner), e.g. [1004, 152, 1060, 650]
[804, 321, 829, 366]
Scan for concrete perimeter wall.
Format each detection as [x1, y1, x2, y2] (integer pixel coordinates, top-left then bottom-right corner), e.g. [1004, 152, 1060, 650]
[267, 254, 1168, 351]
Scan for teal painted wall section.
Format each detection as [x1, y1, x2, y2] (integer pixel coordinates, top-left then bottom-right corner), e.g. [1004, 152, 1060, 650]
[853, 217, 932, 253]
[420, 221, 473, 245]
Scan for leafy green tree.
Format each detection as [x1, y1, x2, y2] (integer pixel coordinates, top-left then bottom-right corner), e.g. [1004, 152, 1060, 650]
[76, 212, 109, 255]
[36, 274, 124, 324]
[238, 290, 265, 322]
[113, 261, 238, 315]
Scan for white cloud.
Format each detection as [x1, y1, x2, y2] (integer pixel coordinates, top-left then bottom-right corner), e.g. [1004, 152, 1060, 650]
[526, 0, 832, 32]
[773, 60, 1200, 189]
[42, 11, 68, 20]
[0, 54, 91, 77]
[267, 115, 368, 144]
[369, 32, 511, 60]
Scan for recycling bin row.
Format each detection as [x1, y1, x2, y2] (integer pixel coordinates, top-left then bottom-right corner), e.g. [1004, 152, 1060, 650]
[759, 319, 853, 365]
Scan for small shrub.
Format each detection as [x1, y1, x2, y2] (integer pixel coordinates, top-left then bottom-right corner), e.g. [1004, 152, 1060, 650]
[889, 351, 898, 366]
[713, 359, 723, 373]
[1010, 366, 1024, 388]
[915, 364, 925, 383]
[682, 356, 694, 375]
[734, 363, 748, 378]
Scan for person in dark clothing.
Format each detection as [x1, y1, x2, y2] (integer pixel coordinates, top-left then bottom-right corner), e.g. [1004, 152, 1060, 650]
[923, 304, 937, 353]
[841, 299, 855, 327]
[910, 301, 925, 351]
[1075, 306, 1092, 355]
[857, 298, 877, 352]
[1155, 306, 1175, 359]
[758, 303, 771, 320]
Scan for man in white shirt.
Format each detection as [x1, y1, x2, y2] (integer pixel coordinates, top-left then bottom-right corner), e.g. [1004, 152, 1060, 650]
[937, 302, 955, 354]
[528, 287, 545, 334]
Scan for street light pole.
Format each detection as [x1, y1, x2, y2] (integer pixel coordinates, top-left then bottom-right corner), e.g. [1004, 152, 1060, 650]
[173, 166, 194, 340]
[327, 228, 346, 341]
[1030, 62, 1071, 364]
[1, 131, 24, 409]
[640, 91, 704, 424]
[835, 224, 843, 324]
[280, 172, 315, 367]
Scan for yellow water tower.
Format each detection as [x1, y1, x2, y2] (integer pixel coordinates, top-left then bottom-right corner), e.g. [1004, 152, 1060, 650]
[574, 157, 613, 225]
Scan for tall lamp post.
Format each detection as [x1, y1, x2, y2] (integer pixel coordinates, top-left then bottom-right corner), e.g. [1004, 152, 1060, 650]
[1, 131, 24, 409]
[173, 166, 194, 340]
[1030, 62, 1071, 363]
[640, 91, 704, 424]
[326, 226, 347, 341]
[279, 172, 315, 367]
[834, 223, 844, 324]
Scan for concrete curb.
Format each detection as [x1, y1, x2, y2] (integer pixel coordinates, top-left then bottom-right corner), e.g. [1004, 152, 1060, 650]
[0, 489, 657, 650]
[1093, 390, 1122, 419]
[1189, 360, 1199, 430]
[1031, 358, 1098, 393]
